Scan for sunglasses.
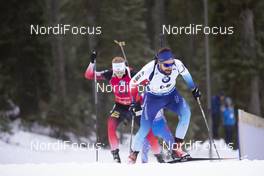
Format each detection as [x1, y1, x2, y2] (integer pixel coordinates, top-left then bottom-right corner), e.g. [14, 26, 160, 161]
[162, 62, 174, 68]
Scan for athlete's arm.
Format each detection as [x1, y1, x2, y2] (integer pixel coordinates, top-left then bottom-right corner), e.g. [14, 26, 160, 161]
[175, 59, 196, 90]
[84, 62, 108, 80]
[84, 51, 110, 80]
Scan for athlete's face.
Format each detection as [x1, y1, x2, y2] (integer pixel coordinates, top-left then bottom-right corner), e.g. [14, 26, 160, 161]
[159, 59, 174, 75]
[114, 70, 125, 78]
[112, 62, 126, 78]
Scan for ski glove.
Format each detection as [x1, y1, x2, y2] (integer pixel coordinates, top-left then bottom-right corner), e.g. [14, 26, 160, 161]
[90, 51, 97, 63]
[192, 87, 201, 100]
[129, 101, 142, 117]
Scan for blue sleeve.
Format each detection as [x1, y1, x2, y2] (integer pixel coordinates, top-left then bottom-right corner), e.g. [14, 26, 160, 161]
[175, 59, 196, 90]
[182, 72, 196, 90]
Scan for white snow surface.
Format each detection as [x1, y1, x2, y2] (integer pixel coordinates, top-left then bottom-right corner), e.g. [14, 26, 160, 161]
[0, 122, 263, 176]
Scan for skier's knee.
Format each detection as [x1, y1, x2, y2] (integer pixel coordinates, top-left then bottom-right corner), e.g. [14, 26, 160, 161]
[138, 125, 151, 138]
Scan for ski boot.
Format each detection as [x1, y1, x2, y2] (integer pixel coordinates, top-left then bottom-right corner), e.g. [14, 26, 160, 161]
[171, 138, 191, 161]
[154, 153, 165, 163]
[111, 149, 121, 163]
[128, 151, 139, 164]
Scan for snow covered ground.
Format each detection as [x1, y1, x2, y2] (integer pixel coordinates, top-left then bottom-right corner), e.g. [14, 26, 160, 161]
[0, 122, 263, 176]
[1, 160, 263, 176]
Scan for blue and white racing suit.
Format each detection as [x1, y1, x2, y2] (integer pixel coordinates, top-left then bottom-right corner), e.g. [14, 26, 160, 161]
[130, 59, 196, 152]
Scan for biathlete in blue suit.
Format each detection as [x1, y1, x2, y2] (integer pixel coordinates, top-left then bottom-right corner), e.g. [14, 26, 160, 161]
[128, 48, 201, 163]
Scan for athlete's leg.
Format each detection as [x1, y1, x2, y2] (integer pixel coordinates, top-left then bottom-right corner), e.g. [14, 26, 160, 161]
[165, 90, 191, 158]
[132, 94, 164, 152]
[141, 139, 150, 163]
[146, 129, 160, 154]
[134, 105, 163, 162]
[108, 117, 121, 150]
[152, 118, 174, 149]
[107, 106, 122, 150]
[166, 90, 191, 140]
[125, 105, 160, 161]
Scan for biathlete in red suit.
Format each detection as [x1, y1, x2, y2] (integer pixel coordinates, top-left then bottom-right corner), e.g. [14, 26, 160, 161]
[84, 52, 164, 163]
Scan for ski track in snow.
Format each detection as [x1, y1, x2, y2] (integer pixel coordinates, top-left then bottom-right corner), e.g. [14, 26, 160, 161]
[0, 160, 264, 176]
[0, 126, 263, 176]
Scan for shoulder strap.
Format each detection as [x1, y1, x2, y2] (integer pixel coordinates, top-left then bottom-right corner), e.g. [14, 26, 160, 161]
[148, 59, 158, 81]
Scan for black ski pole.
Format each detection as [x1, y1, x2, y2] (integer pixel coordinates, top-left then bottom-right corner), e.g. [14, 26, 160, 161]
[129, 108, 136, 153]
[93, 51, 99, 162]
[197, 97, 220, 159]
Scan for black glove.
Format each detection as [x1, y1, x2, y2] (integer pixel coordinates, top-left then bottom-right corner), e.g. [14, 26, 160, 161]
[192, 87, 201, 100]
[129, 101, 142, 117]
[129, 101, 136, 113]
[134, 102, 142, 117]
[90, 51, 97, 63]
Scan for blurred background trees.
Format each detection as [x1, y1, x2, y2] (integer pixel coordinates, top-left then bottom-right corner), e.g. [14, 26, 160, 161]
[0, 0, 263, 147]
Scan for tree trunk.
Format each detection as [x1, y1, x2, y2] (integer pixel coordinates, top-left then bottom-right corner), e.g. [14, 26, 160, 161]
[145, 0, 166, 50]
[187, 0, 196, 68]
[249, 76, 261, 116]
[153, 0, 165, 50]
[241, 8, 261, 116]
[86, 0, 98, 51]
[46, 0, 66, 118]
